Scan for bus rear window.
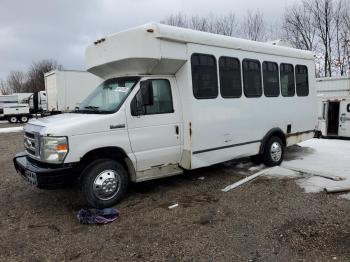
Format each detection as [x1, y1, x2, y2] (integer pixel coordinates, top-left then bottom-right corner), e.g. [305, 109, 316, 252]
[243, 59, 262, 98]
[219, 57, 242, 98]
[296, 65, 309, 96]
[280, 63, 295, 97]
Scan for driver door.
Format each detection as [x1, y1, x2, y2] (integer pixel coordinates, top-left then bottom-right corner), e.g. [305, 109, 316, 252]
[125, 77, 182, 173]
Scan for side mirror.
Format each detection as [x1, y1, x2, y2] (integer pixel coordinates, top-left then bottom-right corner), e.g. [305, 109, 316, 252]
[140, 80, 154, 106]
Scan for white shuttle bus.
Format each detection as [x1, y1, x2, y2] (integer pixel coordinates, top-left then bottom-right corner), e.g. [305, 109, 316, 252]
[14, 23, 317, 207]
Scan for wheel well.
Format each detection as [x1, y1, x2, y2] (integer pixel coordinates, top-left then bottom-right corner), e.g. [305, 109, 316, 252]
[79, 147, 130, 173]
[259, 128, 286, 154]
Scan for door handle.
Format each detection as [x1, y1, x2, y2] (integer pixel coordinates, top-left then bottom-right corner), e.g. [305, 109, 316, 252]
[175, 125, 179, 135]
[110, 124, 125, 129]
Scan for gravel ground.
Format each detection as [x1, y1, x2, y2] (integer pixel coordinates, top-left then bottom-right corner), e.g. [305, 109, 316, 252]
[1, 129, 350, 261]
[0, 122, 24, 128]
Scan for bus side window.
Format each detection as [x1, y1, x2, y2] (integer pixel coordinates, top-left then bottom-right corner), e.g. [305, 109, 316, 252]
[296, 65, 309, 96]
[262, 61, 280, 97]
[219, 57, 242, 98]
[191, 53, 218, 99]
[280, 63, 295, 97]
[242, 59, 262, 98]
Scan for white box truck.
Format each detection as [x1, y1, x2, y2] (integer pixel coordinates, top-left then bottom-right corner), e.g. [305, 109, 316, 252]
[45, 70, 103, 113]
[14, 23, 317, 207]
[316, 76, 350, 138]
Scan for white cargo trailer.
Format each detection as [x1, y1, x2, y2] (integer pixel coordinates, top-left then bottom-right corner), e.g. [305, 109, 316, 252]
[15, 23, 317, 207]
[316, 76, 350, 138]
[45, 70, 103, 113]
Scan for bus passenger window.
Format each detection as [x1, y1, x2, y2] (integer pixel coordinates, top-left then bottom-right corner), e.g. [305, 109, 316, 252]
[296, 65, 309, 96]
[262, 62, 279, 97]
[219, 57, 242, 98]
[191, 54, 218, 99]
[280, 63, 295, 97]
[243, 59, 262, 97]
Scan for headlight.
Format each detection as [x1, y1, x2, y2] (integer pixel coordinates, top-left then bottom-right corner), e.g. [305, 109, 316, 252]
[40, 136, 69, 163]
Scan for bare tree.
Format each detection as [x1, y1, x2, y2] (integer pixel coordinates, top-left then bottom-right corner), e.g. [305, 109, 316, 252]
[6, 71, 26, 93]
[0, 79, 10, 95]
[306, 0, 335, 76]
[189, 15, 209, 32]
[241, 10, 266, 41]
[162, 12, 239, 37]
[25, 60, 62, 93]
[283, 3, 316, 50]
[214, 12, 237, 36]
[160, 13, 188, 28]
[333, 0, 347, 75]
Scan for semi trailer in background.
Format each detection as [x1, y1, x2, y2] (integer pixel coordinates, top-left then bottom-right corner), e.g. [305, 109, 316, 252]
[44, 70, 103, 113]
[316, 76, 350, 138]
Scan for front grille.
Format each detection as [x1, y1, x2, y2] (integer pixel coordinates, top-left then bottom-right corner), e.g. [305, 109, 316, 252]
[24, 131, 40, 160]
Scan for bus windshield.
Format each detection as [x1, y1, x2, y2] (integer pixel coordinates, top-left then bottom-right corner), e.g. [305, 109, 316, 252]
[75, 76, 140, 114]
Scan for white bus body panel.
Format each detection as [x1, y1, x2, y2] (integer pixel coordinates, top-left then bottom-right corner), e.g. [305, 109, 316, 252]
[185, 43, 316, 169]
[45, 70, 103, 112]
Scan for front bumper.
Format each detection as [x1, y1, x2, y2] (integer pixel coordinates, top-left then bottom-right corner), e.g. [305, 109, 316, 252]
[13, 152, 78, 189]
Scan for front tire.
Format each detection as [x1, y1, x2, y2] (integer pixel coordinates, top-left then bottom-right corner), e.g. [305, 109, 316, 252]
[81, 159, 129, 208]
[8, 116, 18, 123]
[262, 136, 284, 166]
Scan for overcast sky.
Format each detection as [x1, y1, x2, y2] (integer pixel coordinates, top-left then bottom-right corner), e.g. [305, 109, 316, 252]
[0, 0, 296, 79]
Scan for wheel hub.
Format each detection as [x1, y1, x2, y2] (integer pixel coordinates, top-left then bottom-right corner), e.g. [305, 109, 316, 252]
[93, 170, 120, 201]
[270, 142, 282, 162]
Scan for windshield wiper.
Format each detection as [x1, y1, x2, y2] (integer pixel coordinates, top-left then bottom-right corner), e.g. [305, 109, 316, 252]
[84, 106, 100, 111]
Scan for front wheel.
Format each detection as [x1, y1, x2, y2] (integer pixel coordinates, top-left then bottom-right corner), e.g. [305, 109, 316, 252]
[262, 136, 284, 166]
[8, 116, 18, 123]
[81, 159, 129, 208]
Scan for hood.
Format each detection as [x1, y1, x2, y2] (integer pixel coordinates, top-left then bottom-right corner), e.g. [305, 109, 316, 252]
[25, 112, 122, 136]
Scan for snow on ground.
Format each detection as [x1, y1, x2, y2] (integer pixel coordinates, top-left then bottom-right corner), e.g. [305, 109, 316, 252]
[282, 139, 350, 197]
[263, 166, 300, 179]
[0, 127, 23, 133]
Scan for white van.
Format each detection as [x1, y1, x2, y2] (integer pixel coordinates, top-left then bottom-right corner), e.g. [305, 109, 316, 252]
[14, 23, 317, 207]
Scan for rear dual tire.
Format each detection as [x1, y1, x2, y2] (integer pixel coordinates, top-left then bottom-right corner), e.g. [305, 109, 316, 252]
[20, 116, 28, 123]
[7, 116, 28, 123]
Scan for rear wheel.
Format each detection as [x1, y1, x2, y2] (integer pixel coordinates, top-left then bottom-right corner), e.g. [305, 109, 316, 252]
[262, 136, 284, 166]
[8, 116, 17, 123]
[20, 115, 29, 123]
[81, 159, 129, 208]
